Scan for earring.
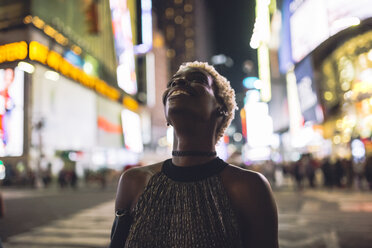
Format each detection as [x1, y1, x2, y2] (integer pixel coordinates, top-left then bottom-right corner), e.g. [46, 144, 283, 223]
[217, 107, 227, 117]
[167, 122, 170, 126]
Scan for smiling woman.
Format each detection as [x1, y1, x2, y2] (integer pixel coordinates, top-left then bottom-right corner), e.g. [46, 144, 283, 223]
[109, 61, 279, 248]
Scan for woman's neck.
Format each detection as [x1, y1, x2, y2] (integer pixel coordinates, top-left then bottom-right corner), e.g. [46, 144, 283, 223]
[171, 131, 217, 167]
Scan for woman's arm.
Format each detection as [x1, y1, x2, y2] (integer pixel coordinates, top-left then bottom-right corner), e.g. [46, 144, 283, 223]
[243, 173, 278, 247]
[109, 168, 150, 248]
[222, 167, 279, 248]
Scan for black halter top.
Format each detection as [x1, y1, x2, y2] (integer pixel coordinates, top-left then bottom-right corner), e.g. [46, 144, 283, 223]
[124, 157, 243, 248]
[162, 157, 227, 182]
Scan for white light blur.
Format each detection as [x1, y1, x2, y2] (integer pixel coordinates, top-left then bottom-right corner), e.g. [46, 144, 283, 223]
[270, 133, 280, 149]
[368, 49, 372, 61]
[233, 133, 243, 142]
[332, 17, 360, 31]
[18, 61, 35, 74]
[249, 0, 270, 49]
[134, 44, 152, 54]
[211, 54, 227, 65]
[166, 126, 174, 146]
[83, 62, 93, 74]
[351, 139, 365, 159]
[246, 147, 271, 161]
[121, 109, 143, 153]
[253, 79, 263, 89]
[146, 52, 155, 107]
[68, 152, 78, 161]
[92, 152, 106, 165]
[117, 62, 137, 95]
[142, 0, 152, 49]
[245, 90, 260, 103]
[245, 102, 273, 148]
[0, 164, 5, 180]
[44, 70, 60, 81]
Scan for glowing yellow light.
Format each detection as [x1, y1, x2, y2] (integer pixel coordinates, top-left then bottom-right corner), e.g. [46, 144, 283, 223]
[341, 82, 350, 91]
[185, 39, 194, 48]
[123, 96, 139, 111]
[342, 135, 350, 143]
[165, 8, 174, 19]
[72, 45, 82, 55]
[23, 15, 32, 24]
[184, 4, 192, 12]
[55, 33, 68, 46]
[46, 50, 62, 71]
[28, 41, 121, 102]
[333, 135, 341, 144]
[32, 16, 45, 29]
[324, 91, 333, 101]
[44, 25, 57, 38]
[153, 33, 164, 48]
[29, 41, 48, 64]
[0, 41, 28, 63]
[258, 43, 271, 102]
[166, 49, 175, 58]
[174, 16, 183, 24]
[336, 120, 343, 129]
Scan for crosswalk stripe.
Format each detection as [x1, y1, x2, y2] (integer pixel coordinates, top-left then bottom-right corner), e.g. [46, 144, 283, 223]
[4, 200, 115, 248]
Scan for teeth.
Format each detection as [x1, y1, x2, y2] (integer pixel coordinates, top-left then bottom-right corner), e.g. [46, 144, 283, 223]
[170, 90, 190, 96]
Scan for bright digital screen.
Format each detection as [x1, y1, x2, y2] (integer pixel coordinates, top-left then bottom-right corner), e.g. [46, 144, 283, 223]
[121, 109, 143, 153]
[289, 0, 372, 62]
[0, 67, 24, 156]
[289, 0, 329, 62]
[110, 0, 138, 95]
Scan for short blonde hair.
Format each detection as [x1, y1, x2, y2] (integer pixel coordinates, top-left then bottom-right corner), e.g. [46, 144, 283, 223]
[177, 61, 238, 142]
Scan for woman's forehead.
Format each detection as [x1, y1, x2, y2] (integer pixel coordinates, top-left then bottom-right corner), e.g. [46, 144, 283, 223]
[174, 67, 211, 78]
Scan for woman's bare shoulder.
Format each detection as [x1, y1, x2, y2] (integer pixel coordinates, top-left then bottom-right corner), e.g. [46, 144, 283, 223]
[221, 164, 271, 190]
[115, 162, 164, 211]
[220, 164, 275, 213]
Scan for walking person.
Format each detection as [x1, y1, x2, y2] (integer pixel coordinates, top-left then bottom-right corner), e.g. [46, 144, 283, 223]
[109, 62, 278, 247]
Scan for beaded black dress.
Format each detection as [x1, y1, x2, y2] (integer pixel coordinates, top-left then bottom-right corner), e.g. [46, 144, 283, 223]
[111, 157, 244, 248]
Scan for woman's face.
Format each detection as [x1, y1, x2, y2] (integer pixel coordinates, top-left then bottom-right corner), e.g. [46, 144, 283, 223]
[163, 67, 221, 123]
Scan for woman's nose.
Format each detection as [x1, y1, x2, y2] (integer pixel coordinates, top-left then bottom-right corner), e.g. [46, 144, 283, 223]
[171, 78, 188, 87]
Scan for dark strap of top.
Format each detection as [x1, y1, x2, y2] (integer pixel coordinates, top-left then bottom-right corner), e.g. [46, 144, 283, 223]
[162, 157, 227, 182]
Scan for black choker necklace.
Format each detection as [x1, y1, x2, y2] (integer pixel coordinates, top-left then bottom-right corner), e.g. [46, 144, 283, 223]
[172, 150, 217, 157]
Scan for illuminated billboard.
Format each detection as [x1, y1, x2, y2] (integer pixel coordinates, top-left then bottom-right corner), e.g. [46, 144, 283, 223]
[121, 109, 143, 153]
[0, 67, 24, 157]
[110, 0, 138, 95]
[288, 0, 372, 63]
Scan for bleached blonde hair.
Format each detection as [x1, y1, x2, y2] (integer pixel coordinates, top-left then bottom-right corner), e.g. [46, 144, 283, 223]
[177, 61, 238, 142]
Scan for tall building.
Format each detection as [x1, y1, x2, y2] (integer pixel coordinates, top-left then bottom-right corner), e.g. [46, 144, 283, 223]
[153, 0, 213, 74]
[0, 0, 145, 183]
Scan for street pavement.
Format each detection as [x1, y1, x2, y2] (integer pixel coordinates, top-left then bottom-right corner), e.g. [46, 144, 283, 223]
[1, 183, 117, 248]
[3, 201, 114, 248]
[276, 189, 372, 248]
[1, 184, 372, 248]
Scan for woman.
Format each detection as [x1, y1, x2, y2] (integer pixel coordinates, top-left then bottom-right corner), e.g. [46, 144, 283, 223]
[110, 62, 278, 248]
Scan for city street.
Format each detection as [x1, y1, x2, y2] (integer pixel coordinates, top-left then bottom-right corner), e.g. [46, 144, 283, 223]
[1, 184, 117, 248]
[276, 189, 372, 248]
[1, 184, 372, 248]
